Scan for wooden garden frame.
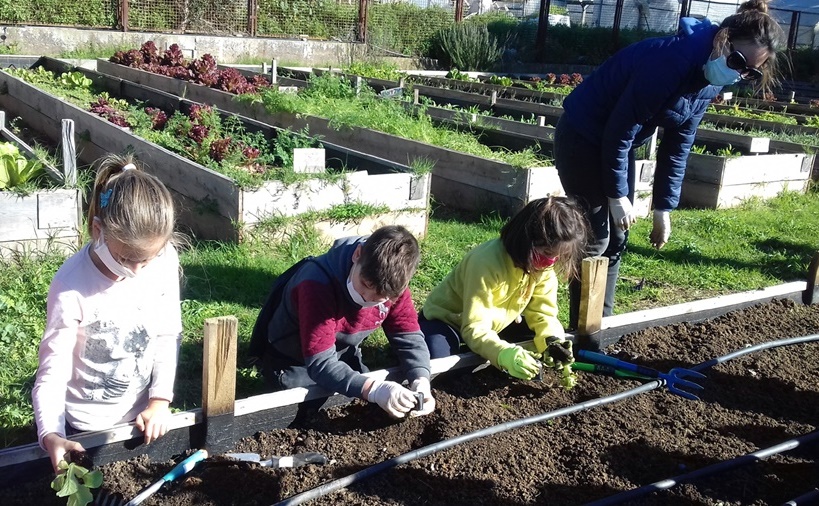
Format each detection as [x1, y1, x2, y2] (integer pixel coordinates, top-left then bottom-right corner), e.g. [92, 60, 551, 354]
[0, 58, 431, 243]
[1, 251, 816, 488]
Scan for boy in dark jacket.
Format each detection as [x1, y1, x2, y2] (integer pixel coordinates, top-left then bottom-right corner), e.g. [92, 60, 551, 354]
[251, 225, 435, 418]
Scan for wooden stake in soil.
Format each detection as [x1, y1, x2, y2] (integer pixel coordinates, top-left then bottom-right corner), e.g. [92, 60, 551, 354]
[202, 316, 238, 453]
[805, 250, 819, 305]
[578, 257, 609, 338]
[62, 119, 77, 185]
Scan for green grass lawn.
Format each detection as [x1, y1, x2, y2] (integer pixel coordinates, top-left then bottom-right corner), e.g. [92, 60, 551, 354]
[1, 188, 817, 448]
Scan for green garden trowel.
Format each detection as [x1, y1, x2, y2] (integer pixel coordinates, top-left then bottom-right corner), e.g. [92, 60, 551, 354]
[224, 451, 328, 468]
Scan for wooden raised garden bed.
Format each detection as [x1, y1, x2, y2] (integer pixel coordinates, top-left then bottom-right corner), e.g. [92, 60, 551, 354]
[0, 274, 814, 488]
[680, 152, 812, 209]
[95, 58, 563, 217]
[0, 112, 81, 257]
[0, 59, 431, 243]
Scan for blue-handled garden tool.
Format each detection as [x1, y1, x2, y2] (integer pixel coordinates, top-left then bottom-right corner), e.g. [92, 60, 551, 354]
[577, 350, 706, 400]
[95, 449, 208, 506]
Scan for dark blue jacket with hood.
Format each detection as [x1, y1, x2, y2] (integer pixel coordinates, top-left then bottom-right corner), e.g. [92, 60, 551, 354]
[562, 17, 722, 211]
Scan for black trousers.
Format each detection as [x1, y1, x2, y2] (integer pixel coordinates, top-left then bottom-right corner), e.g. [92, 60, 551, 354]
[553, 115, 636, 327]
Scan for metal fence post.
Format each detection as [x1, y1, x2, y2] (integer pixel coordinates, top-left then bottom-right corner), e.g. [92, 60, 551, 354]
[119, 0, 129, 32]
[247, 0, 258, 36]
[787, 10, 800, 51]
[612, 0, 624, 49]
[678, 0, 691, 19]
[357, 0, 369, 43]
[535, 0, 552, 55]
[455, 0, 464, 22]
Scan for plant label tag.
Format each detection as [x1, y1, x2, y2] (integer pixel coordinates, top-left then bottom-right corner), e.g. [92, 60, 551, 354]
[277, 86, 299, 94]
[721, 92, 733, 101]
[293, 148, 325, 173]
[379, 87, 403, 99]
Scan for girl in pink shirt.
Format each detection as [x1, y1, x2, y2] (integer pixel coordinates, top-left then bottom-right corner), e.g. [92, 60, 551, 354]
[32, 154, 183, 472]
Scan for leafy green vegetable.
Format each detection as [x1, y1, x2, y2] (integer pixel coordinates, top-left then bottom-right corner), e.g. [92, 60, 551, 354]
[59, 71, 92, 90]
[0, 142, 44, 189]
[50, 460, 103, 506]
[560, 364, 578, 389]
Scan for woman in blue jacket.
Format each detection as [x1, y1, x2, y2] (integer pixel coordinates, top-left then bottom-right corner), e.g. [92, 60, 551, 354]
[555, 0, 783, 325]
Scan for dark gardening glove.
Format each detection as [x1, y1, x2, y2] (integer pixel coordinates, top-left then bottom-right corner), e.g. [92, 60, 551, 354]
[541, 336, 574, 369]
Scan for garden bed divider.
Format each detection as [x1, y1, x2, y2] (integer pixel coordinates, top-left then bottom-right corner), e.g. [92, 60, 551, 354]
[281, 67, 569, 105]
[0, 58, 431, 242]
[680, 151, 811, 209]
[0, 111, 82, 256]
[710, 102, 817, 126]
[94, 59, 563, 217]
[2, 267, 817, 487]
[702, 111, 819, 137]
[730, 96, 819, 117]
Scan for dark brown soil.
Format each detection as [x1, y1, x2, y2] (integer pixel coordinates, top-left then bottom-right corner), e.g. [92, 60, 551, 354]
[9, 299, 819, 505]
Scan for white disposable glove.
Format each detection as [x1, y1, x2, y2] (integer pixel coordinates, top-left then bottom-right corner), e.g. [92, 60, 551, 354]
[409, 377, 436, 417]
[608, 196, 637, 231]
[650, 210, 671, 249]
[365, 380, 418, 418]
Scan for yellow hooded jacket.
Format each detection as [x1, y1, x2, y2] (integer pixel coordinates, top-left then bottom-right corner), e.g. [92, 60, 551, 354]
[421, 238, 563, 369]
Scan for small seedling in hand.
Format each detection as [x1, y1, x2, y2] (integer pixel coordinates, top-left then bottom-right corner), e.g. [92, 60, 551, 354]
[50, 450, 103, 506]
[559, 364, 578, 390]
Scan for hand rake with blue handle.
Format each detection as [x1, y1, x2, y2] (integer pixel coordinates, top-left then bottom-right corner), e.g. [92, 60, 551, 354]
[95, 449, 208, 506]
[577, 350, 706, 400]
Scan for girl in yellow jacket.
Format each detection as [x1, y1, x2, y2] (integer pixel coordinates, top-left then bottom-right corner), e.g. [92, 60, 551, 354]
[420, 196, 590, 380]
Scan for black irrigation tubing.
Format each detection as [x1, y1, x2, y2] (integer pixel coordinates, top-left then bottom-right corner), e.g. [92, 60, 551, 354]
[587, 332, 819, 505]
[271, 333, 819, 506]
[784, 487, 819, 505]
[585, 430, 819, 506]
[271, 382, 664, 506]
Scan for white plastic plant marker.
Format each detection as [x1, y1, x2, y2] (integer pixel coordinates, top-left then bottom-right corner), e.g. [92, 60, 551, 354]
[293, 148, 326, 174]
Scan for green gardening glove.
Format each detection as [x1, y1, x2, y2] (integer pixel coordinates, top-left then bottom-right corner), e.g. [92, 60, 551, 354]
[497, 346, 542, 380]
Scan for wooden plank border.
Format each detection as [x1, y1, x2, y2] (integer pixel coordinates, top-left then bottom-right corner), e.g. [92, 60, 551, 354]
[1, 280, 813, 488]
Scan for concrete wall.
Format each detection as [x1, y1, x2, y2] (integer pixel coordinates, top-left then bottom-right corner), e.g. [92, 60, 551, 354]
[0, 26, 364, 65]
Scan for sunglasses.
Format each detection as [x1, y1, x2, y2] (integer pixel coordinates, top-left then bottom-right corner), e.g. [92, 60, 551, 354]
[726, 44, 764, 81]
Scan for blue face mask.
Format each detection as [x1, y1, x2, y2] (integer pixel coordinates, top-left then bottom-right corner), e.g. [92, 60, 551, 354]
[703, 55, 741, 86]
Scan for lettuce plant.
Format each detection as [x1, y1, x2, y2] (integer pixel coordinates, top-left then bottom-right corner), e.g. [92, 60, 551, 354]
[0, 142, 44, 190]
[50, 458, 103, 506]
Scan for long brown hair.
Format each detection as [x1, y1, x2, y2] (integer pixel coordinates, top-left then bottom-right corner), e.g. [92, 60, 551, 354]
[500, 196, 590, 280]
[715, 0, 785, 93]
[87, 154, 176, 256]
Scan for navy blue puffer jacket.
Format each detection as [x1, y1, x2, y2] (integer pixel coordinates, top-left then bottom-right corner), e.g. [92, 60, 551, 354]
[562, 17, 722, 211]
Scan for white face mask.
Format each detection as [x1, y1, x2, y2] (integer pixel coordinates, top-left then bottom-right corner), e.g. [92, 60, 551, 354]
[346, 277, 381, 308]
[703, 55, 741, 86]
[94, 231, 136, 279]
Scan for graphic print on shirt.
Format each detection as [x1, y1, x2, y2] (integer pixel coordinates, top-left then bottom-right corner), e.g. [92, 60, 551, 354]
[82, 319, 152, 402]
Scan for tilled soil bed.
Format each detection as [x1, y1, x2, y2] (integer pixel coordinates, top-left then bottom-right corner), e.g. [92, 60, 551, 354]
[8, 298, 819, 505]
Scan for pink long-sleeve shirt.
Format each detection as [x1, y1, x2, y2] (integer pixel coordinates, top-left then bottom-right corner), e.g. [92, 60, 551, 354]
[32, 243, 183, 448]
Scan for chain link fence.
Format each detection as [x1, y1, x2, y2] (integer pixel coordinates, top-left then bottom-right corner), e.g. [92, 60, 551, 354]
[0, 0, 816, 53]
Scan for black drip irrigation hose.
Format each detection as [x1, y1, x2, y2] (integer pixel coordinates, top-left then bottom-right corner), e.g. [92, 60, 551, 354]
[271, 333, 819, 506]
[584, 430, 819, 506]
[586, 332, 819, 505]
[271, 382, 664, 506]
[784, 488, 819, 506]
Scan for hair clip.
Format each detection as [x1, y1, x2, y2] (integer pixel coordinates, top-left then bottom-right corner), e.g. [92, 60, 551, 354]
[99, 188, 113, 209]
[122, 163, 136, 171]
